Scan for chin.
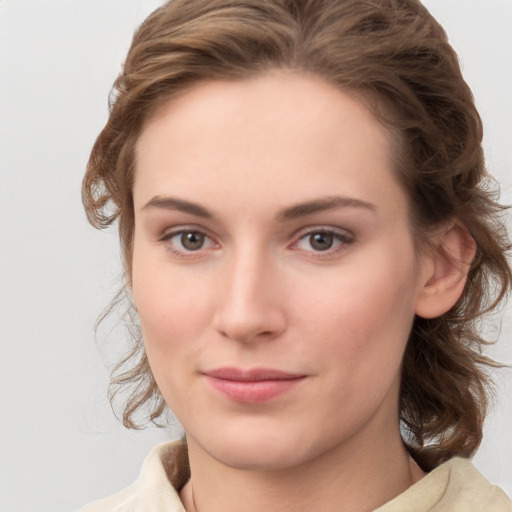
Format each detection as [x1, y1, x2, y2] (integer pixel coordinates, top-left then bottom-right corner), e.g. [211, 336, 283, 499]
[212, 443, 307, 471]
[191, 426, 323, 472]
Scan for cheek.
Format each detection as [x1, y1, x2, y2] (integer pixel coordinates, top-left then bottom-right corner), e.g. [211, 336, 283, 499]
[296, 252, 418, 385]
[134, 286, 211, 352]
[131, 264, 212, 410]
[131, 247, 213, 366]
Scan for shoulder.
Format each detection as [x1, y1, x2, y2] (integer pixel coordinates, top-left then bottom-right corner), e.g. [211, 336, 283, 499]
[376, 457, 512, 512]
[78, 440, 189, 512]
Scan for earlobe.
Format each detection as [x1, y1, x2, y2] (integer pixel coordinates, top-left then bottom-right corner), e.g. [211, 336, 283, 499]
[415, 222, 476, 319]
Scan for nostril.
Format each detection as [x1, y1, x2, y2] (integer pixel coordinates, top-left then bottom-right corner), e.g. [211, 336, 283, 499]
[214, 312, 286, 344]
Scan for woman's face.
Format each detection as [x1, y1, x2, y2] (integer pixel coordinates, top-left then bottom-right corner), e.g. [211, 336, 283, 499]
[132, 72, 432, 470]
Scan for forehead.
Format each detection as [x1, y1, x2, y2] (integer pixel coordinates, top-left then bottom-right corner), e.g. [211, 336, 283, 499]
[134, 72, 406, 218]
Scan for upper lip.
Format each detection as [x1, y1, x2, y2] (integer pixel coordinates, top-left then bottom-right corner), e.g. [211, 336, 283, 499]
[203, 367, 305, 381]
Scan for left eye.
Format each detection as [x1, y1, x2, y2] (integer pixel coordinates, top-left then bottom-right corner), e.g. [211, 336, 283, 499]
[295, 230, 350, 252]
[165, 230, 216, 252]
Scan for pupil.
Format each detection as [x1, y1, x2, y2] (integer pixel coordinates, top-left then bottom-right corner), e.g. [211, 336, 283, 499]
[181, 232, 204, 250]
[310, 233, 333, 251]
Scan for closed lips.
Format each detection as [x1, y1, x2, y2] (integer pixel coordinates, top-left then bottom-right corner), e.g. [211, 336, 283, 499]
[203, 367, 307, 403]
[203, 367, 306, 381]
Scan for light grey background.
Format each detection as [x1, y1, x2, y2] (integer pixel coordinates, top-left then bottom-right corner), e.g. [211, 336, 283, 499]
[0, 1, 510, 511]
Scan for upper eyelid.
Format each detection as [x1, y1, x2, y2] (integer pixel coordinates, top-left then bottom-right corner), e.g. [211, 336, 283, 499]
[159, 224, 215, 240]
[158, 224, 352, 236]
[291, 225, 354, 240]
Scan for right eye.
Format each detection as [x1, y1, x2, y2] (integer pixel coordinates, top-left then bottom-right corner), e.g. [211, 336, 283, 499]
[161, 229, 217, 256]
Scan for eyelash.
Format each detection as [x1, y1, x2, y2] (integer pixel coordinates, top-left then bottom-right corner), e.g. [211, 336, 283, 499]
[159, 227, 218, 258]
[158, 226, 354, 258]
[290, 228, 354, 258]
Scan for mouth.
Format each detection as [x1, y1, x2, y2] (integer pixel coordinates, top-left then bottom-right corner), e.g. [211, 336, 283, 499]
[202, 367, 307, 403]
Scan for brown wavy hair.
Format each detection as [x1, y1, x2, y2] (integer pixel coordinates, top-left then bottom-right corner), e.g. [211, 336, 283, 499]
[82, 0, 511, 470]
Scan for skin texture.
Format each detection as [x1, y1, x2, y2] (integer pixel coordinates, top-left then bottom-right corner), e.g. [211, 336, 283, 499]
[131, 72, 472, 512]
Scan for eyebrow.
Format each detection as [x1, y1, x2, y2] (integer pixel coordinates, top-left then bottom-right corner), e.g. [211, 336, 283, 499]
[141, 194, 376, 221]
[277, 195, 376, 221]
[142, 196, 214, 218]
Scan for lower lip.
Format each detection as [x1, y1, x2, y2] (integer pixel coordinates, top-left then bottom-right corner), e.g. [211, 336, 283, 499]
[206, 376, 305, 403]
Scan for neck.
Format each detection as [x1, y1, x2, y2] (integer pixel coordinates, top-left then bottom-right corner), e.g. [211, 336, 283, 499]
[180, 421, 425, 512]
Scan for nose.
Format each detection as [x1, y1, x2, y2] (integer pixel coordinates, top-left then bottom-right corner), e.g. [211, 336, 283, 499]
[212, 249, 287, 344]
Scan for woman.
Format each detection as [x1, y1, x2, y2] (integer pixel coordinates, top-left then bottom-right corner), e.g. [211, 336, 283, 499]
[80, 0, 512, 510]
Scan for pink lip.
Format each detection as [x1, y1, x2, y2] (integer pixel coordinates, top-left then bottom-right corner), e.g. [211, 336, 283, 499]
[203, 367, 306, 403]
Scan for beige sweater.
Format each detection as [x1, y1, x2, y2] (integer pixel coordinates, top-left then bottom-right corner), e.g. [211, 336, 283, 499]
[80, 440, 512, 512]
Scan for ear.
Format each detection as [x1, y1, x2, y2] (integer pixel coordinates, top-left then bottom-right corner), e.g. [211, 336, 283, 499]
[414, 222, 476, 319]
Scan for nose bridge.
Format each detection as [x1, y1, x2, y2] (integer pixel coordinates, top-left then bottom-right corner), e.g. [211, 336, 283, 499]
[214, 242, 285, 342]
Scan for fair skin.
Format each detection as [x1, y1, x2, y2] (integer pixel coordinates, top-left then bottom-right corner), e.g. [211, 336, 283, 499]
[131, 72, 472, 512]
